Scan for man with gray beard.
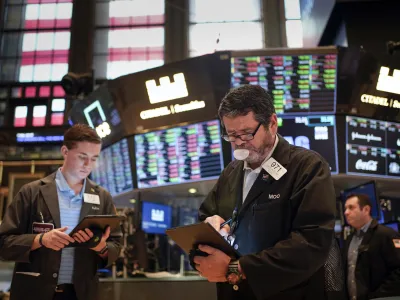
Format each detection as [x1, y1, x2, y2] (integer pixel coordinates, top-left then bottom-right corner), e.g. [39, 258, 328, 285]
[193, 85, 346, 300]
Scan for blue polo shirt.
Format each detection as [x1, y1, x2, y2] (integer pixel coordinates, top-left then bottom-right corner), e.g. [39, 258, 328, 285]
[55, 169, 86, 284]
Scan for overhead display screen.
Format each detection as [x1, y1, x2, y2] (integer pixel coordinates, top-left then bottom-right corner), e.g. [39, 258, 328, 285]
[141, 202, 172, 234]
[68, 83, 125, 148]
[90, 138, 134, 196]
[346, 116, 400, 178]
[135, 120, 224, 188]
[278, 115, 338, 174]
[231, 53, 337, 114]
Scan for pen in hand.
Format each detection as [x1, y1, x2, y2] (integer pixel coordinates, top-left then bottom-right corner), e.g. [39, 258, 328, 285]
[220, 218, 232, 229]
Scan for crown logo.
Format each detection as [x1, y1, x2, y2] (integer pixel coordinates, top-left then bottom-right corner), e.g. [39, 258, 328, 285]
[145, 73, 189, 104]
[376, 66, 400, 95]
[151, 209, 165, 222]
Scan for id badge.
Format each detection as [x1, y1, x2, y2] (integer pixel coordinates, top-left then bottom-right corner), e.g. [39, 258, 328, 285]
[32, 222, 54, 234]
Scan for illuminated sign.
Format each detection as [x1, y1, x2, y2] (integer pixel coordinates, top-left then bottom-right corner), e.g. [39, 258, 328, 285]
[96, 121, 111, 138]
[16, 133, 64, 143]
[355, 159, 378, 172]
[140, 100, 206, 120]
[151, 209, 165, 222]
[83, 100, 111, 139]
[83, 100, 106, 128]
[360, 94, 400, 109]
[145, 72, 189, 104]
[376, 66, 400, 95]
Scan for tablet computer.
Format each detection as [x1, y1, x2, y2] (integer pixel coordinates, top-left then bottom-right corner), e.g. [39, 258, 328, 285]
[166, 222, 240, 259]
[69, 215, 124, 236]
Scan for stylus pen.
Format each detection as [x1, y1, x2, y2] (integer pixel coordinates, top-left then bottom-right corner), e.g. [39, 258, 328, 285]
[220, 218, 232, 229]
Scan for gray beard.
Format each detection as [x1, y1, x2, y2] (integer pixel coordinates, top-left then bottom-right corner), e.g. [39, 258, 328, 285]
[242, 141, 274, 166]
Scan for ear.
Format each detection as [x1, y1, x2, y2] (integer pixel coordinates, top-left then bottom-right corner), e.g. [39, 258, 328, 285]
[270, 114, 278, 134]
[363, 205, 371, 215]
[61, 145, 68, 157]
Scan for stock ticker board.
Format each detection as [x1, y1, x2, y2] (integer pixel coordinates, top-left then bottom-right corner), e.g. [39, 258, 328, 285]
[90, 138, 134, 196]
[135, 120, 224, 188]
[346, 116, 400, 178]
[231, 54, 337, 114]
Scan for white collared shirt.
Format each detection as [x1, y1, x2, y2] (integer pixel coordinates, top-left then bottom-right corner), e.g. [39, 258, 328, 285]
[242, 135, 279, 202]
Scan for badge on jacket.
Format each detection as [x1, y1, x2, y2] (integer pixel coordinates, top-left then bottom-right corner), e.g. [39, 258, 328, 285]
[32, 222, 54, 234]
[84, 193, 100, 205]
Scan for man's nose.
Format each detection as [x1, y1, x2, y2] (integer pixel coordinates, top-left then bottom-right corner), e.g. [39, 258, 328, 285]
[234, 138, 245, 146]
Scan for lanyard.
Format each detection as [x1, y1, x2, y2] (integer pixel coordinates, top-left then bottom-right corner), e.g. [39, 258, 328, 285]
[227, 167, 245, 237]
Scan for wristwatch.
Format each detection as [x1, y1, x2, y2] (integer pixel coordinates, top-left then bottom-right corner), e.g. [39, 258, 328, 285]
[226, 260, 243, 285]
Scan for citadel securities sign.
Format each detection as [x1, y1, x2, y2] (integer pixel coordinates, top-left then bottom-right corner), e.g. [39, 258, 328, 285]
[140, 72, 206, 120]
[360, 66, 400, 109]
[105, 51, 232, 135]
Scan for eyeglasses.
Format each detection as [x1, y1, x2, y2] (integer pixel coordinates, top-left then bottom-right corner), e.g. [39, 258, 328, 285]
[221, 123, 262, 142]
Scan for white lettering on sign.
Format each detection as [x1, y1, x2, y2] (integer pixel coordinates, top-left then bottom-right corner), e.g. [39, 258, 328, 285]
[139, 100, 206, 120]
[145, 73, 189, 104]
[355, 159, 378, 171]
[315, 126, 328, 140]
[140, 106, 171, 119]
[96, 121, 111, 138]
[360, 94, 389, 107]
[173, 100, 205, 113]
[389, 162, 400, 174]
[351, 132, 382, 143]
[284, 136, 310, 150]
[376, 66, 400, 95]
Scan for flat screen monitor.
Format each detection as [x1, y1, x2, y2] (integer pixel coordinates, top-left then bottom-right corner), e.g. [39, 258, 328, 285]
[231, 52, 337, 114]
[90, 138, 134, 197]
[135, 120, 224, 188]
[341, 181, 380, 220]
[178, 207, 198, 226]
[346, 116, 400, 178]
[278, 115, 338, 174]
[141, 202, 172, 234]
[68, 83, 125, 148]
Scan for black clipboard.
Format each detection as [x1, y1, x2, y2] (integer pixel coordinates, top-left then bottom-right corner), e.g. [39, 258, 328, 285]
[166, 222, 241, 259]
[69, 215, 124, 236]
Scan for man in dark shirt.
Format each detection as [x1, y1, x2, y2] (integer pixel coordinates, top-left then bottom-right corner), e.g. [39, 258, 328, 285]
[344, 193, 400, 300]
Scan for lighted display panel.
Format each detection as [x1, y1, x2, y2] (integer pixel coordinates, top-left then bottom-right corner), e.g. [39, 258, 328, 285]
[231, 54, 337, 114]
[90, 138, 134, 196]
[278, 115, 338, 174]
[346, 116, 400, 178]
[135, 120, 224, 188]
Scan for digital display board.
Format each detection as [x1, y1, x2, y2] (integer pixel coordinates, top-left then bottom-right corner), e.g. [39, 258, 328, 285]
[178, 207, 198, 226]
[346, 116, 400, 178]
[135, 120, 224, 188]
[278, 115, 338, 174]
[231, 54, 337, 114]
[90, 138, 134, 196]
[16, 132, 64, 143]
[141, 202, 172, 234]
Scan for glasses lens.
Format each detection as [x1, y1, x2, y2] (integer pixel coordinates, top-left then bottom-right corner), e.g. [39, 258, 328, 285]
[240, 134, 253, 141]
